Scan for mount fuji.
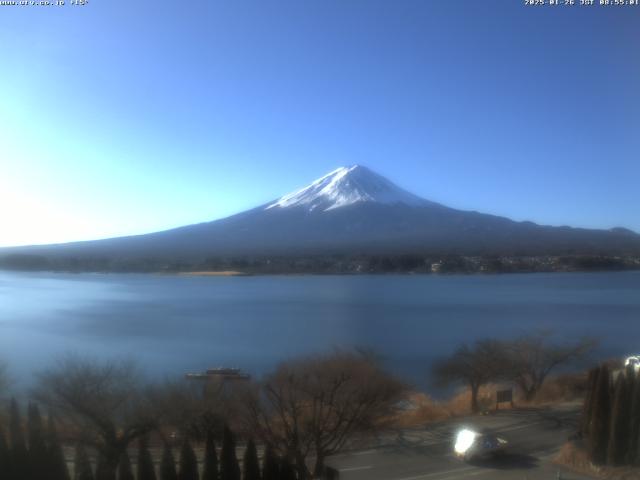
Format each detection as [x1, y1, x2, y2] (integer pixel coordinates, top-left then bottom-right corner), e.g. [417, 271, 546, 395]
[2, 165, 640, 266]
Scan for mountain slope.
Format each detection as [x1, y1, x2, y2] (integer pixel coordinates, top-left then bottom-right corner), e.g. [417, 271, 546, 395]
[2, 165, 640, 262]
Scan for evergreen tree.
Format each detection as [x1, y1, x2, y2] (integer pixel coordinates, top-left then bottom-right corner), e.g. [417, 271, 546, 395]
[628, 369, 640, 465]
[74, 444, 95, 480]
[202, 432, 219, 480]
[278, 457, 296, 480]
[95, 452, 113, 480]
[159, 443, 178, 480]
[621, 368, 635, 464]
[588, 364, 611, 465]
[261, 445, 279, 480]
[117, 450, 135, 480]
[243, 439, 261, 480]
[220, 426, 240, 480]
[580, 367, 599, 436]
[137, 436, 157, 480]
[47, 413, 71, 480]
[607, 373, 631, 465]
[27, 403, 48, 479]
[178, 439, 199, 480]
[0, 427, 10, 480]
[9, 398, 29, 480]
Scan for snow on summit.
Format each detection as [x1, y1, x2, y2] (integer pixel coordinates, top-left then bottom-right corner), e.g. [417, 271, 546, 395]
[266, 165, 428, 212]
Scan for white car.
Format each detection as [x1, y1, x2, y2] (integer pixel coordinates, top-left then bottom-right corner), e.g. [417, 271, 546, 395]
[454, 429, 508, 462]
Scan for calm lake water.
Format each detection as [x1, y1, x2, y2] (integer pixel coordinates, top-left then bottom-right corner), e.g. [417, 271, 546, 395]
[1, 271, 639, 390]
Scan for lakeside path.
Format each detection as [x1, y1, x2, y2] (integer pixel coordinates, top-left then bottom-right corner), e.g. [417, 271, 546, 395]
[328, 403, 595, 480]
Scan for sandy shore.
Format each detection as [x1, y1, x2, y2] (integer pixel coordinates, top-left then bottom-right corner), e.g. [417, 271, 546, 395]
[177, 271, 249, 276]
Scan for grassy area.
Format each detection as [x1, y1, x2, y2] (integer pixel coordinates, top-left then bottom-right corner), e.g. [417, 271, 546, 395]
[395, 385, 503, 427]
[396, 372, 589, 428]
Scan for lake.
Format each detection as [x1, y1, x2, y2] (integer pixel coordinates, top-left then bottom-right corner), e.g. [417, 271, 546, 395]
[1, 271, 639, 391]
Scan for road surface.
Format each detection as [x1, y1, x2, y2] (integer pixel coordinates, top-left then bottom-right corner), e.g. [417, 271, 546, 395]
[327, 403, 593, 480]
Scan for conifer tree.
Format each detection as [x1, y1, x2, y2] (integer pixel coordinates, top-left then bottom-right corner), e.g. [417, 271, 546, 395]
[588, 364, 611, 464]
[9, 398, 29, 480]
[0, 427, 9, 480]
[220, 426, 240, 480]
[278, 457, 296, 480]
[47, 413, 71, 480]
[159, 443, 178, 480]
[117, 450, 135, 480]
[74, 444, 95, 480]
[581, 367, 599, 436]
[95, 451, 113, 480]
[607, 374, 631, 465]
[202, 432, 219, 480]
[628, 369, 640, 465]
[137, 436, 157, 480]
[178, 439, 199, 480]
[261, 445, 279, 480]
[27, 403, 48, 479]
[243, 439, 261, 480]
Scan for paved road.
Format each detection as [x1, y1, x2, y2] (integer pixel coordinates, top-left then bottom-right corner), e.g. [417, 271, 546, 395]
[327, 403, 594, 480]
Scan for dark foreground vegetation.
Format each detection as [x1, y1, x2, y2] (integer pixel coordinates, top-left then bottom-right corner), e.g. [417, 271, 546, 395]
[0, 332, 604, 480]
[0, 351, 404, 480]
[1, 253, 639, 274]
[0, 333, 602, 479]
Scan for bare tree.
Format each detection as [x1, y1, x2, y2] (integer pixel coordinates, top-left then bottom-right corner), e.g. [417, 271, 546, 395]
[432, 339, 507, 413]
[151, 371, 255, 441]
[243, 350, 406, 479]
[33, 356, 157, 480]
[504, 332, 595, 401]
[149, 379, 231, 441]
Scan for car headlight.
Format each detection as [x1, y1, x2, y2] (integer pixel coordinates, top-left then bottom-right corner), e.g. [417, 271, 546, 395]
[454, 429, 478, 455]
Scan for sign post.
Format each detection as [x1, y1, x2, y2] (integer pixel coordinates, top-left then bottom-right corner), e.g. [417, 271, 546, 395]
[496, 389, 513, 410]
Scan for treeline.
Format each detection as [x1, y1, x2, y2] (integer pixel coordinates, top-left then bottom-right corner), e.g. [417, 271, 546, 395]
[1, 253, 638, 274]
[580, 362, 640, 466]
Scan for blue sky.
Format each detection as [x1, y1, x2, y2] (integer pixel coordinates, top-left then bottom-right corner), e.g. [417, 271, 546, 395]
[0, 0, 638, 247]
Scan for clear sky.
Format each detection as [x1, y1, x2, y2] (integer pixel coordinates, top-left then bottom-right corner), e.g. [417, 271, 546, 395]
[0, 0, 638, 247]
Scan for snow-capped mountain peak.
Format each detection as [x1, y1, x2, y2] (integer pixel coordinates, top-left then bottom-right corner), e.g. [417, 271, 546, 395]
[266, 165, 428, 212]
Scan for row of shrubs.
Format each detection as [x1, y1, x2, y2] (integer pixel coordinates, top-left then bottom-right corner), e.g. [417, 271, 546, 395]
[1, 400, 68, 480]
[0, 400, 307, 480]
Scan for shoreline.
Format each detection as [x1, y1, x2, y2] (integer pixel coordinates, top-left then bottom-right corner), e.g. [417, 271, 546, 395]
[2, 254, 639, 276]
[1, 268, 640, 278]
[176, 270, 250, 277]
